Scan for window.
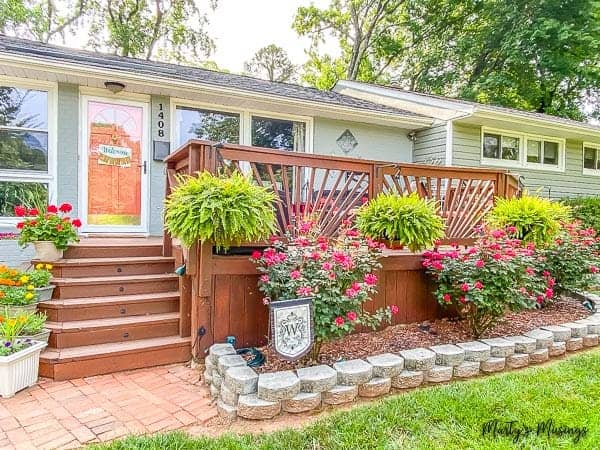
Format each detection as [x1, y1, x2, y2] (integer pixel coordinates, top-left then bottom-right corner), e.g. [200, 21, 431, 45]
[481, 128, 565, 171]
[0, 82, 55, 220]
[251, 116, 306, 152]
[175, 106, 240, 146]
[583, 143, 600, 174]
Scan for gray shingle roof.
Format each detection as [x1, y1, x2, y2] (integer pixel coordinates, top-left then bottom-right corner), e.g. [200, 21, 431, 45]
[0, 35, 428, 121]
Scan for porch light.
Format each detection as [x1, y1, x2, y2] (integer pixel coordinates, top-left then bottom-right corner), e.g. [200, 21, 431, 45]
[104, 81, 126, 94]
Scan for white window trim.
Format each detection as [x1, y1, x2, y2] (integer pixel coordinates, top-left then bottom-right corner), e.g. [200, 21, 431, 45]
[582, 142, 600, 177]
[0, 76, 57, 225]
[170, 98, 314, 154]
[480, 126, 566, 172]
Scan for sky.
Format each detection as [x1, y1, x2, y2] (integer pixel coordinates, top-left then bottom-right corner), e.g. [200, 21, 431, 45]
[205, 0, 339, 72]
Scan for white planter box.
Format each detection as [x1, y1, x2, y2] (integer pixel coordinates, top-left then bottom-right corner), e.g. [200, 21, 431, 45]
[0, 341, 47, 398]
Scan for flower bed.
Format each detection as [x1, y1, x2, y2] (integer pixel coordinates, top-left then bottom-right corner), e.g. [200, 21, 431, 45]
[205, 302, 600, 421]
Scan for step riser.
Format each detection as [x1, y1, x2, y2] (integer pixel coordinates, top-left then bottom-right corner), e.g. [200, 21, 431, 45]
[40, 344, 191, 380]
[53, 262, 174, 278]
[40, 299, 179, 321]
[64, 245, 163, 259]
[54, 279, 179, 299]
[49, 322, 180, 348]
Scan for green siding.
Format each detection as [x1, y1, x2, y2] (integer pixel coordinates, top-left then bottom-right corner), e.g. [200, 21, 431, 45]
[453, 123, 600, 198]
[413, 124, 447, 164]
[56, 83, 79, 215]
[313, 117, 412, 162]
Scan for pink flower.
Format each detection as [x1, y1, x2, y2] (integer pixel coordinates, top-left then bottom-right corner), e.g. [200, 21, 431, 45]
[322, 262, 332, 271]
[475, 259, 485, 268]
[14, 205, 26, 217]
[290, 270, 301, 280]
[346, 229, 359, 237]
[364, 273, 378, 285]
[468, 247, 478, 255]
[547, 278, 555, 287]
[525, 267, 535, 275]
[389, 305, 399, 315]
[310, 252, 321, 261]
[328, 271, 336, 280]
[460, 283, 470, 292]
[431, 261, 444, 271]
[259, 275, 269, 283]
[506, 226, 517, 234]
[536, 295, 544, 304]
[262, 297, 270, 305]
[334, 316, 345, 327]
[296, 286, 312, 297]
[251, 250, 262, 260]
[459, 296, 467, 304]
[474, 281, 484, 290]
[491, 229, 506, 239]
[351, 282, 361, 291]
[492, 253, 502, 261]
[545, 288, 554, 299]
[345, 288, 358, 298]
[318, 242, 328, 252]
[590, 266, 599, 274]
[346, 311, 357, 321]
[298, 221, 314, 233]
[443, 294, 452, 303]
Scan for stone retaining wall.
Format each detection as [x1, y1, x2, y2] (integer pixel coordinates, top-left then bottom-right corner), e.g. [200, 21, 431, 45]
[204, 313, 600, 421]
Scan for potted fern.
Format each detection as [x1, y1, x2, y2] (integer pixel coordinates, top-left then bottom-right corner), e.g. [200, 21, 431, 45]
[356, 192, 446, 252]
[164, 171, 277, 250]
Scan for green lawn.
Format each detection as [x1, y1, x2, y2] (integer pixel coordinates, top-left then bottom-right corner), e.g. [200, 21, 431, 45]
[91, 349, 600, 450]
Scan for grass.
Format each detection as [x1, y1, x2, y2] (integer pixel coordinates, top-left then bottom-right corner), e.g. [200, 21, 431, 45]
[91, 349, 600, 450]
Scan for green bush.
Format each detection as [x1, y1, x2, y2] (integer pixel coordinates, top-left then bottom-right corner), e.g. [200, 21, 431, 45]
[164, 171, 277, 250]
[487, 193, 571, 245]
[562, 197, 600, 235]
[356, 192, 445, 252]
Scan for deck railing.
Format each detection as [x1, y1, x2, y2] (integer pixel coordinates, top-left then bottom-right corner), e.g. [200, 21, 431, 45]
[163, 140, 520, 256]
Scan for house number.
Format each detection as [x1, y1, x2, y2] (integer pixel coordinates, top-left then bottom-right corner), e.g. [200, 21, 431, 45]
[157, 103, 165, 138]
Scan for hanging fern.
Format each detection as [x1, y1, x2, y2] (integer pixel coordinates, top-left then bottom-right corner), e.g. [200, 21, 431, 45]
[164, 171, 277, 250]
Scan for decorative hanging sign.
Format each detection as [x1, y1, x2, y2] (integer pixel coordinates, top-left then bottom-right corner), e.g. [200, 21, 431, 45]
[98, 144, 132, 167]
[269, 297, 314, 361]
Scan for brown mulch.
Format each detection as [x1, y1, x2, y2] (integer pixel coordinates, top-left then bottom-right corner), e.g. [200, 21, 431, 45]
[257, 297, 590, 373]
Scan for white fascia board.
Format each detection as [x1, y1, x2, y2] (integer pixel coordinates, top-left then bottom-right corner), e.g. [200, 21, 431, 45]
[0, 53, 434, 129]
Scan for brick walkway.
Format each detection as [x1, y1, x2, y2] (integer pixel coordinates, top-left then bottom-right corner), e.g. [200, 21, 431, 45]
[0, 364, 217, 449]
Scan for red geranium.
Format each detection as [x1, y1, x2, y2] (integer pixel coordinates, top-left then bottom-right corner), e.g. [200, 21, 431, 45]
[14, 206, 26, 217]
[59, 203, 73, 213]
[47, 205, 58, 213]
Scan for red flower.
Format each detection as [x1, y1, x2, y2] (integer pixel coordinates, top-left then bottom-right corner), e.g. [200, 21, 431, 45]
[251, 250, 262, 260]
[443, 294, 452, 303]
[431, 261, 444, 271]
[59, 203, 73, 213]
[492, 253, 502, 261]
[525, 267, 535, 275]
[296, 286, 312, 297]
[290, 270, 301, 280]
[389, 304, 399, 315]
[16, 222, 24, 230]
[346, 311, 357, 321]
[364, 273, 378, 285]
[14, 206, 26, 217]
[259, 275, 269, 283]
[590, 266, 599, 274]
[475, 259, 485, 268]
[346, 229, 359, 237]
[543, 270, 551, 277]
[47, 205, 58, 213]
[71, 219, 82, 228]
[334, 316, 345, 327]
[345, 287, 358, 298]
[322, 262, 333, 271]
[28, 208, 39, 216]
[56, 224, 63, 231]
[545, 288, 554, 299]
[460, 283, 470, 292]
[459, 296, 467, 304]
[474, 281, 484, 290]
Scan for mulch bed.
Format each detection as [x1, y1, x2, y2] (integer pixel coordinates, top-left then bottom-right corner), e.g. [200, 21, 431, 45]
[257, 296, 590, 373]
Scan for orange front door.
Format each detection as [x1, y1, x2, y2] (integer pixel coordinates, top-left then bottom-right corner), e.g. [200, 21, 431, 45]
[85, 100, 146, 230]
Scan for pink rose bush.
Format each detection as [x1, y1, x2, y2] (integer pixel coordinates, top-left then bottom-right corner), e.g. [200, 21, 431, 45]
[253, 220, 398, 358]
[423, 226, 551, 337]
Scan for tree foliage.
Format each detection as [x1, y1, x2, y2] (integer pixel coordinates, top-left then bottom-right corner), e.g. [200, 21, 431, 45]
[295, 0, 600, 120]
[244, 44, 296, 82]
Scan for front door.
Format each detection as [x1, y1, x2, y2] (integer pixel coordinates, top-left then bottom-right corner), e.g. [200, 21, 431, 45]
[81, 97, 149, 233]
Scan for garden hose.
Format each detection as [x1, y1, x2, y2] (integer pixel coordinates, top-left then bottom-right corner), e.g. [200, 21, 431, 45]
[225, 336, 265, 367]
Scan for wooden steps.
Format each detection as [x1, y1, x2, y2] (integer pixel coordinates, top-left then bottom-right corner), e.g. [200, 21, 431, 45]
[39, 239, 190, 380]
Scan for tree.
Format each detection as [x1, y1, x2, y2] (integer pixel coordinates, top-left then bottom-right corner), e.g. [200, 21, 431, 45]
[88, 0, 218, 62]
[295, 0, 600, 120]
[0, 0, 90, 42]
[244, 44, 296, 82]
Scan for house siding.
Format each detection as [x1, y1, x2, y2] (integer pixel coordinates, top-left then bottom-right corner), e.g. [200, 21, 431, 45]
[56, 83, 80, 216]
[313, 117, 412, 162]
[453, 123, 600, 198]
[413, 124, 447, 164]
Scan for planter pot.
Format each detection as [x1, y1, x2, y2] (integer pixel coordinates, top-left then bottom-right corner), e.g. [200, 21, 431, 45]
[0, 340, 47, 398]
[32, 241, 63, 262]
[377, 240, 405, 250]
[34, 285, 55, 302]
[2, 303, 38, 317]
[0, 240, 35, 269]
[19, 328, 51, 344]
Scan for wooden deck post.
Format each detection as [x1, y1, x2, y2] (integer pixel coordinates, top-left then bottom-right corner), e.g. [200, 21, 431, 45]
[191, 241, 214, 358]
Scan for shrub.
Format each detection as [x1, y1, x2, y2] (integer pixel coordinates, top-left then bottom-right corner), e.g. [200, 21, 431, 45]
[356, 192, 446, 252]
[486, 193, 571, 245]
[164, 171, 277, 250]
[423, 227, 551, 337]
[253, 221, 397, 359]
[537, 222, 600, 295]
[561, 197, 600, 235]
[16, 203, 80, 250]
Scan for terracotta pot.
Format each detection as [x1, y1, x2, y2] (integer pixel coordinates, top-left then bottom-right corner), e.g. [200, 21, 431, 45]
[32, 241, 63, 262]
[34, 285, 55, 302]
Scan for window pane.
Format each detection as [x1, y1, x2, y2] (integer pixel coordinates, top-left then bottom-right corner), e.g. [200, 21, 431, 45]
[175, 106, 240, 146]
[0, 129, 49, 171]
[0, 87, 48, 129]
[584, 147, 596, 170]
[543, 141, 559, 165]
[527, 140, 541, 163]
[252, 116, 306, 151]
[501, 136, 519, 161]
[0, 181, 48, 217]
[483, 133, 500, 159]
